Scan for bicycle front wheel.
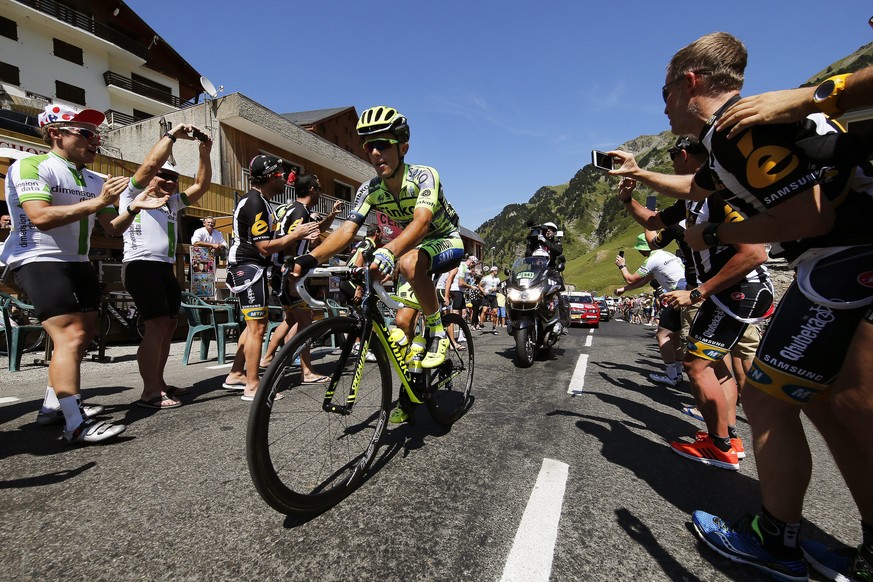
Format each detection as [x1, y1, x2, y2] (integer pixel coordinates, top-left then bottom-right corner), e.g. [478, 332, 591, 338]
[246, 317, 391, 515]
[426, 312, 474, 426]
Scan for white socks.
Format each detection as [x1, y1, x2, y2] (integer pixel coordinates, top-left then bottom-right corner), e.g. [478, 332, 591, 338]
[59, 395, 85, 432]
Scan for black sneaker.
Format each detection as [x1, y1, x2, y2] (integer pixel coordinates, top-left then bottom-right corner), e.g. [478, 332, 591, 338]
[803, 539, 873, 582]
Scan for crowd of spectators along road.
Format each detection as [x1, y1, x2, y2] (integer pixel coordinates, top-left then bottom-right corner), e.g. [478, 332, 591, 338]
[2, 29, 872, 582]
[603, 33, 873, 582]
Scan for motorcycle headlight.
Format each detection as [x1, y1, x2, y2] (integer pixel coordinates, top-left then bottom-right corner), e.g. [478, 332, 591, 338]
[508, 288, 541, 302]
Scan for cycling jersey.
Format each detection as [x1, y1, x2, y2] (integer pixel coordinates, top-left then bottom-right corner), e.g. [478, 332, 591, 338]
[695, 96, 873, 263]
[659, 192, 769, 287]
[274, 200, 315, 260]
[636, 249, 686, 291]
[227, 189, 275, 267]
[348, 164, 460, 238]
[1, 152, 115, 268]
[120, 181, 190, 263]
[651, 199, 698, 288]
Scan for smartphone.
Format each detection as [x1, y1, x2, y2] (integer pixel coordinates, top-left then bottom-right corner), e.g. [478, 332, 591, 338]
[618, 250, 625, 257]
[591, 150, 616, 172]
[646, 194, 658, 211]
[191, 128, 210, 142]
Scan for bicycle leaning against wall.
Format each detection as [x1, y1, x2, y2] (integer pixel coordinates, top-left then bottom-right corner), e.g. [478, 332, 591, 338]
[246, 255, 474, 516]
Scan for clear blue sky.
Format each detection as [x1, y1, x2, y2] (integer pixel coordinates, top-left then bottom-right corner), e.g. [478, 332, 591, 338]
[128, 0, 872, 230]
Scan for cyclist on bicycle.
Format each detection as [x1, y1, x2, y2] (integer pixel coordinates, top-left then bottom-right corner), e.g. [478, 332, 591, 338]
[293, 105, 465, 371]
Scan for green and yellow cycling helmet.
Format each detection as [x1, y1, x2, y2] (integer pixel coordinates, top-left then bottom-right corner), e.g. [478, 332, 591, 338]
[357, 106, 410, 142]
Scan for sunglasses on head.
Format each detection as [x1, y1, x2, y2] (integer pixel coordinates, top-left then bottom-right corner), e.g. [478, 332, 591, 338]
[157, 171, 178, 181]
[363, 139, 399, 153]
[60, 126, 99, 140]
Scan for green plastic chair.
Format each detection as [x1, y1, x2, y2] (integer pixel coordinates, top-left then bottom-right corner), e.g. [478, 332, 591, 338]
[179, 292, 237, 365]
[0, 293, 46, 372]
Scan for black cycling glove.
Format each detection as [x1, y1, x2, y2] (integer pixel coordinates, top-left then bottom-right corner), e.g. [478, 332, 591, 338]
[294, 254, 319, 276]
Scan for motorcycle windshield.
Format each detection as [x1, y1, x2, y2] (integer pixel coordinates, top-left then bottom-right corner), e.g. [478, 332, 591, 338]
[509, 256, 549, 289]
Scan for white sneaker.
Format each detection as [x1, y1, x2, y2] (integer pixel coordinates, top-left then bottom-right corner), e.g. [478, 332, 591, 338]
[649, 372, 679, 387]
[36, 404, 104, 426]
[457, 335, 467, 343]
[365, 351, 377, 362]
[63, 418, 126, 444]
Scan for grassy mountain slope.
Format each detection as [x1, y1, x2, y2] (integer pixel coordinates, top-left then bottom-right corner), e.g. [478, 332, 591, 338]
[476, 42, 873, 295]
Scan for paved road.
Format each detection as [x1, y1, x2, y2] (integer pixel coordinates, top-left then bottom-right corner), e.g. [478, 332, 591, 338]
[0, 320, 860, 581]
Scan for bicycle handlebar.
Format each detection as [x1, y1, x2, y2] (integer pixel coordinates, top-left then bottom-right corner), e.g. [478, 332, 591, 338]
[292, 266, 406, 311]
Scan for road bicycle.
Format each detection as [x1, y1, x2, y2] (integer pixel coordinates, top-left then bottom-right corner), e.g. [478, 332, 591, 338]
[246, 261, 474, 516]
[90, 291, 145, 361]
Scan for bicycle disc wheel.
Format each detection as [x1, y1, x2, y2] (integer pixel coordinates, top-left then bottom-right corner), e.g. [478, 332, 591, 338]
[426, 312, 474, 426]
[246, 317, 391, 515]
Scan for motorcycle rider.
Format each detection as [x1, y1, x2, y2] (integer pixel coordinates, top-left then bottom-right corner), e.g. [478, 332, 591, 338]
[525, 221, 569, 330]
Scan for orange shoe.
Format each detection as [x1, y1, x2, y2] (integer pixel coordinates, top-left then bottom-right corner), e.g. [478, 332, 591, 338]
[696, 431, 746, 459]
[671, 435, 739, 470]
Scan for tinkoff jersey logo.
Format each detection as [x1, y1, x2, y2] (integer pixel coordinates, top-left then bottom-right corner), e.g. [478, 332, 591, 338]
[778, 304, 834, 362]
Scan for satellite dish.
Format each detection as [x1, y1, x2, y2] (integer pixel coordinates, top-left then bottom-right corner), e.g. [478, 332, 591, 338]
[200, 76, 219, 98]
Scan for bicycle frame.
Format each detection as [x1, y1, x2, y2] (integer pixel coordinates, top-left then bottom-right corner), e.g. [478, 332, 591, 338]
[294, 266, 456, 415]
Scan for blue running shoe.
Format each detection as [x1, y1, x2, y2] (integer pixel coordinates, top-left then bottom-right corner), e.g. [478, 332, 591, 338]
[802, 539, 873, 582]
[691, 511, 808, 581]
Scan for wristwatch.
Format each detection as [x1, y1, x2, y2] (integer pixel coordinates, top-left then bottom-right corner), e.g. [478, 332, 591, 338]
[813, 73, 851, 117]
[701, 223, 721, 247]
[689, 289, 703, 304]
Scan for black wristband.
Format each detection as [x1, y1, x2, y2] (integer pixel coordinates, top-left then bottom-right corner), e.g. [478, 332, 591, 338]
[163, 132, 176, 143]
[127, 204, 140, 216]
[702, 223, 721, 247]
[294, 254, 319, 275]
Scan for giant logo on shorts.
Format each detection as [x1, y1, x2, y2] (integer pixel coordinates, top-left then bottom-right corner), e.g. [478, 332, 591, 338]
[747, 363, 772, 385]
[859, 271, 873, 288]
[782, 384, 817, 403]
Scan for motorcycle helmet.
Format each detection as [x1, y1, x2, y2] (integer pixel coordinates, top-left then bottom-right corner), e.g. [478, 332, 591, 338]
[543, 222, 558, 232]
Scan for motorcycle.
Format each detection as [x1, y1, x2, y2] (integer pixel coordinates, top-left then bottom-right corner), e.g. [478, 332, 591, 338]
[504, 254, 566, 367]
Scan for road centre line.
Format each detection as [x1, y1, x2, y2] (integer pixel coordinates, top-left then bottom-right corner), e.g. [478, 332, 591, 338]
[567, 354, 589, 395]
[589, 328, 595, 334]
[0, 397, 20, 404]
[584, 335, 593, 347]
[500, 458, 570, 582]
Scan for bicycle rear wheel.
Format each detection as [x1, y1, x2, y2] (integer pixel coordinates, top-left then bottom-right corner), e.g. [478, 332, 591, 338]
[426, 312, 474, 426]
[246, 317, 391, 515]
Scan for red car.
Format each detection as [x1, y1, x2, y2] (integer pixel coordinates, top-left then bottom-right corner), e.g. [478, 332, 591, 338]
[566, 293, 600, 328]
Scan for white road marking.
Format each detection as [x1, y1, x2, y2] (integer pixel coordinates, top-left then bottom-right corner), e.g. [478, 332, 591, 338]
[567, 354, 589, 395]
[205, 363, 234, 370]
[584, 335, 593, 347]
[500, 458, 570, 582]
[589, 328, 595, 334]
[0, 397, 20, 404]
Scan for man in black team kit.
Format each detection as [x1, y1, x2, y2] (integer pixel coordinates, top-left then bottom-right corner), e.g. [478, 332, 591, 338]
[609, 32, 873, 581]
[259, 173, 341, 377]
[222, 155, 320, 401]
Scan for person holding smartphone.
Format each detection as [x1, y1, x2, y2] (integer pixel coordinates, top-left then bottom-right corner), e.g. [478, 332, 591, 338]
[610, 32, 873, 581]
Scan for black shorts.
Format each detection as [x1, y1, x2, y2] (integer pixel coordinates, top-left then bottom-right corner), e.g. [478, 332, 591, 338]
[451, 290, 465, 311]
[122, 260, 181, 320]
[227, 263, 269, 320]
[687, 281, 772, 362]
[748, 281, 870, 404]
[13, 261, 100, 321]
[482, 294, 498, 309]
[658, 305, 681, 333]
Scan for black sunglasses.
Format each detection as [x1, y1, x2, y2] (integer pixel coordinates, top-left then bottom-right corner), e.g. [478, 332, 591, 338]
[661, 70, 712, 103]
[364, 139, 399, 153]
[157, 171, 178, 181]
[667, 147, 683, 160]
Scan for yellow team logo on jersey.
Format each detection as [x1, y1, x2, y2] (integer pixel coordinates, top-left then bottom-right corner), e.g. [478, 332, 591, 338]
[737, 132, 799, 189]
[251, 212, 269, 236]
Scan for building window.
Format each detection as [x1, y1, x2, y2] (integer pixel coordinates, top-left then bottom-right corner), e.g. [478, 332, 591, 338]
[334, 181, 352, 202]
[131, 73, 171, 96]
[0, 15, 17, 40]
[132, 109, 153, 122]
[53, 38, 84, 66]
[0, 61, 20, 86]
[55, 80, 86, 106]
